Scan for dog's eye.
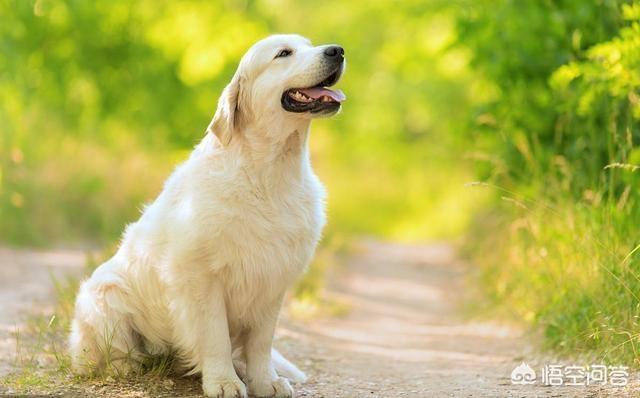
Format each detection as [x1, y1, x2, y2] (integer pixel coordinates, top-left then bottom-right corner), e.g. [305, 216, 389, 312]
[275, 49, 293, 59]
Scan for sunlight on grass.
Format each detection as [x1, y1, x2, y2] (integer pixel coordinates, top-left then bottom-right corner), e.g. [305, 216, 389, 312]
[466, 187, 640, 365]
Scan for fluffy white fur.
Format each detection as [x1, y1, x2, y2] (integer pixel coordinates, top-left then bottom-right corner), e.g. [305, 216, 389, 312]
[69, 34, 344, 398]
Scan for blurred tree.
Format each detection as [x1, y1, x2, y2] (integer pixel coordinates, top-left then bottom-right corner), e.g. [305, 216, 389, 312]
[0, 0, 478, 244]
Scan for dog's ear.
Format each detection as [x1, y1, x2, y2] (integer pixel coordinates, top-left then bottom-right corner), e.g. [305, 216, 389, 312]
[208, 72, 244, 146]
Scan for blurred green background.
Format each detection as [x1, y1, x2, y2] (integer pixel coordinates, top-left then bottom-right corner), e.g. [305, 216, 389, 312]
[0, 0, 482, 245]
[2, 0, 640, 365]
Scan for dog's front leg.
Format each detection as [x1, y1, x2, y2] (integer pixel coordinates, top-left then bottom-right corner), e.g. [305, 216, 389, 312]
[245, 295, 293, 398]
[201, 279, 247, 398]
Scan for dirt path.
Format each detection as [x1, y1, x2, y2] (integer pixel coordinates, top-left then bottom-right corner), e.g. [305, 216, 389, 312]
[0, 246, 88, 376]
[1, 241, 638, 397]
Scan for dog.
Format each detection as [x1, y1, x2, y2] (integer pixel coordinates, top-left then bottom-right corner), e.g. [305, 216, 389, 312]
[68, 34, 346, 398]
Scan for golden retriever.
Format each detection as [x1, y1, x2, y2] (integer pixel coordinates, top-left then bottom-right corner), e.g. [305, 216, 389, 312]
[68, 34, 346, 398]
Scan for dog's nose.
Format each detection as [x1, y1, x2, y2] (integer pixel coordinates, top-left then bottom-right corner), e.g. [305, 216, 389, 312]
[324, 45, 344, 61]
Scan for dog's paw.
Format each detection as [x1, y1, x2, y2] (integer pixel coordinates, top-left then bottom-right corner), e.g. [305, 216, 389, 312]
[203, 377, 247, 398]
[248, 376, 293, 398]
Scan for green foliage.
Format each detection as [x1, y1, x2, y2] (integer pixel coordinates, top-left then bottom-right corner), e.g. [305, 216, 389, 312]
[459, 0, 628, 186]
[459, 0, 640, 365]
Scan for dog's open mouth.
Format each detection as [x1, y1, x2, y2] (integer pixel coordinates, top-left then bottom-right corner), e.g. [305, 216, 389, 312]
[281, 67, 346, 114]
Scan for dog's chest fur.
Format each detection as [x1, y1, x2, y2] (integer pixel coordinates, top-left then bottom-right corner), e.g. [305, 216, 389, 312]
[218, 159, 326, 325]
[125, 136, 326, 332]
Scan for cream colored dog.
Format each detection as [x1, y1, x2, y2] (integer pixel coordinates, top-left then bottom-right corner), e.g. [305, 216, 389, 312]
[68, 34, 346, 398]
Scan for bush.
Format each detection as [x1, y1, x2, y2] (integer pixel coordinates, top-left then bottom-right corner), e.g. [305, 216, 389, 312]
[459, 0, 640, 364]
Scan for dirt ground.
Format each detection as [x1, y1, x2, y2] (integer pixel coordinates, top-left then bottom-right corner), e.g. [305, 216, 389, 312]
[0, 247, 90, 377]
[1, 241, 639, 397]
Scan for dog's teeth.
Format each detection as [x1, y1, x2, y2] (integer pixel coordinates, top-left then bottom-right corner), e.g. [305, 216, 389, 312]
[290, 90, 314, 103]
[291, 91, 306, 102]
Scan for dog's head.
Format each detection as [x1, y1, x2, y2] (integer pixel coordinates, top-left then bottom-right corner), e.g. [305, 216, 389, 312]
[209, 34, 346, 146]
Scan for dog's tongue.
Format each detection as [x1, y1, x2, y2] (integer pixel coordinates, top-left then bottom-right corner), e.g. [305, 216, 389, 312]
[299, 87, 346, 102]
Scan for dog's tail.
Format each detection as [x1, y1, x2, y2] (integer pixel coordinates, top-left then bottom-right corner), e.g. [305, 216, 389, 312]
[271, 348, 307, 383]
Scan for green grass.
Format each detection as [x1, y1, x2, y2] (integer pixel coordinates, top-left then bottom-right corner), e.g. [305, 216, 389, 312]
[464, 181, 640, 366]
